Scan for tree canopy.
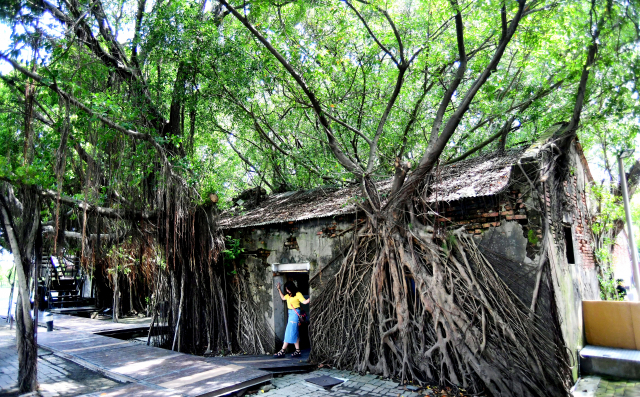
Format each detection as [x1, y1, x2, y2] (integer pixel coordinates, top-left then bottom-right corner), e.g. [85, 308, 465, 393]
[0, 0, 637, 211]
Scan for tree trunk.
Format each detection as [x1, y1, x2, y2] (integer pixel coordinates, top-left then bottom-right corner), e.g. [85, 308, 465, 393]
[113, 270, 119, 323]
[0, 202, 38, 393]
[172, 269, 186, 351]
[129, 278, 134, 314]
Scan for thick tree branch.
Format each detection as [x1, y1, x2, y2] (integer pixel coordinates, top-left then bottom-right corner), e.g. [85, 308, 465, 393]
[344, 0, 400, 65]
[131, 0, 147, 68]
[500, 3, 507, 42]
[0, 55, 189, 189]
[88, 0, 131, 69]
[43, 225, 121, 242]
[41, 190, 156, 220]
[557, 0, 610, 145]
[395, 1, 527, 206]
[219, 0, 362, 176]
[225, 137, 275, 191]
[427, 7, 467, 149]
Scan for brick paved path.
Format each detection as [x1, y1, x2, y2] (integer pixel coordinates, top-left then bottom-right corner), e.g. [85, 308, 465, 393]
[259, 369, 436, 397]
[0, 321, 119, 397]
[596, 378, 640, 397]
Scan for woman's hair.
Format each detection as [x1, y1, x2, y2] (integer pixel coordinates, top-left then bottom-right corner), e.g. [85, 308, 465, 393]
[284, 281, 299, 295]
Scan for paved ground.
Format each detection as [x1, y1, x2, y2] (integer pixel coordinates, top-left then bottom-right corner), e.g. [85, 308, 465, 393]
[573, 376, 640, 397]
[596, 378, 640, 396]
[258, 369, 440, 397]
[0, 320, 119, 397]
[4, 299, 640, 397]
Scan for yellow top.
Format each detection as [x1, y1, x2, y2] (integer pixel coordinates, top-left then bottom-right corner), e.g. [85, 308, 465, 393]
[284, 292, 305, 310]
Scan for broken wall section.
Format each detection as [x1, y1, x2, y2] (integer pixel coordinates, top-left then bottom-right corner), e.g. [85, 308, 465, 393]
[540, 140, 600, 380]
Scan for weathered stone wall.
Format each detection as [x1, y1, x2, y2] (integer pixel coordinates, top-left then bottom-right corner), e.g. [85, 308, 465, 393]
[564, 172, 597, 269]
[544, 141, 600, 380]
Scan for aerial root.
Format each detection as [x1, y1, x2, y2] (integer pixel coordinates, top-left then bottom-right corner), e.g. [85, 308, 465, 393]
[311, 223, 570, 396]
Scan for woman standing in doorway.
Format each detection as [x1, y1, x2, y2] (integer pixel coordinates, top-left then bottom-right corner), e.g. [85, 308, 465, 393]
[274, 281, 309, 358]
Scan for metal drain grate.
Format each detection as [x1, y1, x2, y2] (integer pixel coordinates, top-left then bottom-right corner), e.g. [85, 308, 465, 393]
[305, 375, 344, 389]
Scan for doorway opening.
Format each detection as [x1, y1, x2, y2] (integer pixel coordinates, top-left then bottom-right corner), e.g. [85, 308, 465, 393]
[280, 271, 310, 350]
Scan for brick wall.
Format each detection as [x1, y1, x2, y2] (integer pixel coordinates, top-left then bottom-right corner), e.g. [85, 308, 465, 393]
[563, 176, 596, 269]
[429, 189, 541, 239]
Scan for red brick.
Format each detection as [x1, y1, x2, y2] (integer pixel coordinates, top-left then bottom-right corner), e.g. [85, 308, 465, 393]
[513, 215, 527, 220]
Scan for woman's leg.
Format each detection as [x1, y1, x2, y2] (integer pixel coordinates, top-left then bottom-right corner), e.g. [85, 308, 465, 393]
[290, 337, 302, 357]
[282, 342, 289, 350]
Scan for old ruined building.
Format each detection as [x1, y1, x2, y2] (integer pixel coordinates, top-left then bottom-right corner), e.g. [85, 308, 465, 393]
[219, 137, 600, 394]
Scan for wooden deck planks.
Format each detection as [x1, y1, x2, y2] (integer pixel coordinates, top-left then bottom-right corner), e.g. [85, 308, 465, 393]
[155, 367, 272, 397]
[77, 382, 184, 396]
[207, 350, 314, 373]
[36, 313, 273, 396]
[36, 311, 152, 333]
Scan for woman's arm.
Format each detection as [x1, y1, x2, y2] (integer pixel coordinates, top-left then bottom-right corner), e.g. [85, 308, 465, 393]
[298, 292, 310, 305]
[276, 283, 286, 301]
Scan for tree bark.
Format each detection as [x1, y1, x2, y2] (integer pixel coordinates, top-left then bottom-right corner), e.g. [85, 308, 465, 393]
[0, 201, 38, 392]
[113, 269, 119, 323]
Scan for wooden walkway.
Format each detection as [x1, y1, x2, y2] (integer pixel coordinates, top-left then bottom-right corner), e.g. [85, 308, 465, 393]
[211, 351, 314, 373]
[32, 313, 273, 396]
[37, 311, 152, 333]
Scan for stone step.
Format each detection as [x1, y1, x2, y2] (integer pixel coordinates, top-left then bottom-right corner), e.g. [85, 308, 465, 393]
[580, 345, 640, 380]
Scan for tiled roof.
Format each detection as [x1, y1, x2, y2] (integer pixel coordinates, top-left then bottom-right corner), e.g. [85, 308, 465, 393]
[219, 149, 527, 229]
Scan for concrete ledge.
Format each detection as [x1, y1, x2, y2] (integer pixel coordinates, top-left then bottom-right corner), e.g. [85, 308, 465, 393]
[580, 345, 640, 380]
[571, 376, 600, 397]
[271, 263, 310, 273]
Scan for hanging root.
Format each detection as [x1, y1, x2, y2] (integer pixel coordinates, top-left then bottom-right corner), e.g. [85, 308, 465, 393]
[234, 269, 278, 355]
[311, 222, 570, 397]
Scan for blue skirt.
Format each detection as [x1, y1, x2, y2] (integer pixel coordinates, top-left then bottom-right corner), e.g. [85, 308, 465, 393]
[284, 309, 299, 344]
